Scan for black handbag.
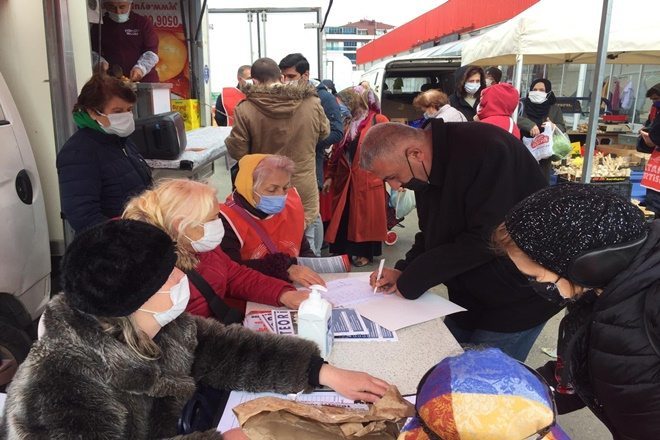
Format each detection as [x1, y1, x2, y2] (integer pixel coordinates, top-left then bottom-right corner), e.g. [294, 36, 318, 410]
[185, 269, 244, 325]
[177, 269, 242, 435]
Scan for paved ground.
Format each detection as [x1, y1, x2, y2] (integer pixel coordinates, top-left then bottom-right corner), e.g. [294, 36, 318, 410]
[208, 158, 611, 439]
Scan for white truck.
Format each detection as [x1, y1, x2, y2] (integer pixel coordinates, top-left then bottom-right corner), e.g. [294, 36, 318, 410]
[360, 42, 462, 123]
[0, 72, 51, 390]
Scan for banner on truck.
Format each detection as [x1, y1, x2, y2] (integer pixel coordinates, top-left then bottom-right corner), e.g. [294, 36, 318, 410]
[133, 0, 190, 98]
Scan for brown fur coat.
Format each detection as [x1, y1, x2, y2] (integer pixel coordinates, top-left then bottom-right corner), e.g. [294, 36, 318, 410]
[0, 295, 319, 439]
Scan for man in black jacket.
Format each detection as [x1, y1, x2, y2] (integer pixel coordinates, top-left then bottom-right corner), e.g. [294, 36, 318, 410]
[361, 120, 562, 361]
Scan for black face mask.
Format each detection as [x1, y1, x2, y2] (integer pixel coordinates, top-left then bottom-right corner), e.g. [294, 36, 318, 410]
[402, 153, 430, 192]
[527, 276, 570, 307]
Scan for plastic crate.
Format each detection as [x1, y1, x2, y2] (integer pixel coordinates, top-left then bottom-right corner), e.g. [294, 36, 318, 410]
[557, 176, 632, 200]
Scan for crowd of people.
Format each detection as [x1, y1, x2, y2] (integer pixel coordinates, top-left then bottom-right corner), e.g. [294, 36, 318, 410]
[2, 30, 660, 438]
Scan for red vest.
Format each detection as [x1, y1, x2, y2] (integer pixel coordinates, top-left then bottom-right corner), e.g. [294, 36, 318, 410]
[218, 189, 305, 260]
[222, 87, 246, 126]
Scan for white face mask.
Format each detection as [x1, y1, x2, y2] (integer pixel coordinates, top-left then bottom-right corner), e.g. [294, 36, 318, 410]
[485, 78, 494, 87]
[529, 91, 548, 104]
[97, 111, 136, 137]
[464, 82, 481, 95]
[138, 276, 190, 327]
[187, 218, 225, 253]
[107, 11, 130, 23]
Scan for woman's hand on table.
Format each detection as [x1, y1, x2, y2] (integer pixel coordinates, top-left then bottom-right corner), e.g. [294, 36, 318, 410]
[370, 267, 402, 296]
[287, 264, 326, 288]
[279, 289, 310, 309]
[318, 364, 389, 403]
[223, 428, 250, 440]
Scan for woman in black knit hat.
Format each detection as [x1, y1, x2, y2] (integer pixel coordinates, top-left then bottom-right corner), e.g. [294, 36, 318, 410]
[0, 220, 389, 439]
[492, 184, 660, 440]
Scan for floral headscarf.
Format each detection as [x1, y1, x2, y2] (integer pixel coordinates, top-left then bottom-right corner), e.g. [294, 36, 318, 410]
[337, 85, 381, 143]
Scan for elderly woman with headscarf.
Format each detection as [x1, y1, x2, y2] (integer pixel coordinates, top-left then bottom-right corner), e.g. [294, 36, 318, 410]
[322, 86, 389, 267]
[218, 154, 325, 287]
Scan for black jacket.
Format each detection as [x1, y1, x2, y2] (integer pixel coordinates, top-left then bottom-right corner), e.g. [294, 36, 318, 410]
[549, 220, 660, 440]
[315, 82, 344, 187]
[57, 128, 152, 232]
[395, 120, 563, 331]
[449, 92, 480, 121]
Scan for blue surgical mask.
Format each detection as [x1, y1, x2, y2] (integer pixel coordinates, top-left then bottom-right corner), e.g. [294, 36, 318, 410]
[107, 11, 130, 23]
[255, 192, 287, 215]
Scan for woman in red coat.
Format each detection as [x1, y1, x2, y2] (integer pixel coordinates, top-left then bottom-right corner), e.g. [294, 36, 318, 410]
[123, 179, 309, 316]
[323, 86, 388, 267]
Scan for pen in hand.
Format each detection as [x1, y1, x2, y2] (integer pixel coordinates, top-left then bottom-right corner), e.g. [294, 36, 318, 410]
[373, 259, 385, 294]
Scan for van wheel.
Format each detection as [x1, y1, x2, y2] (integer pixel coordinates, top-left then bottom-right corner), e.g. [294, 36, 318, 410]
[0, 322, 32, 391]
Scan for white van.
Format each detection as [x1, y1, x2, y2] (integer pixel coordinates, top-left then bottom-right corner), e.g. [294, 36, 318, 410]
[0, 72, 50, 389]
[360, 42, 462, 123]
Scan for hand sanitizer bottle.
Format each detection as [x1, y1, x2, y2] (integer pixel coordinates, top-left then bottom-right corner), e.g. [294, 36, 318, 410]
[298, 284, 333, 357]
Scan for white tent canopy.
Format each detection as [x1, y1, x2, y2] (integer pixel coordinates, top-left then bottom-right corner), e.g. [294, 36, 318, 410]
[461, 0, 660, 66]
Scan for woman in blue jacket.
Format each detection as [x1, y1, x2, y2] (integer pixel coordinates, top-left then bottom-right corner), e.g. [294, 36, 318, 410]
[57, 74, 152, 232]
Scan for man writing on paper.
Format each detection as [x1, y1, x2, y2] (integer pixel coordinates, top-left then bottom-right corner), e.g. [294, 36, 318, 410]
[361, 121, 563, 362]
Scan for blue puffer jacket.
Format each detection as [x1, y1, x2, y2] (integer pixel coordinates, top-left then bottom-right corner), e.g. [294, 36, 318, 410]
[57, 128, 152, 232]
[315, 82, 344, 188]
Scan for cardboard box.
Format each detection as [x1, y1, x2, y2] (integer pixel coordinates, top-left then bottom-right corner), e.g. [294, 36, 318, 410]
[171, 99, 200, 131]
[598, 123, 631, 133]
[596, 144, 650, 166]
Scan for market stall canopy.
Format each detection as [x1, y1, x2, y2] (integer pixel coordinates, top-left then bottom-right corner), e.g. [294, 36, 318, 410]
[461, 0, 660, 66]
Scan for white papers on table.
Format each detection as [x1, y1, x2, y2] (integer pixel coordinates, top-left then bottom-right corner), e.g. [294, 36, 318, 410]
[322, 275, 376, 307]
[354, 291, 466, 332]
[297, 255, 350, 273]
[217, 389, 368, 432]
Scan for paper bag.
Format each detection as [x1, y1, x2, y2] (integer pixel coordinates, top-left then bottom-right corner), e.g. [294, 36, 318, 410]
[234, 386, 414, 439]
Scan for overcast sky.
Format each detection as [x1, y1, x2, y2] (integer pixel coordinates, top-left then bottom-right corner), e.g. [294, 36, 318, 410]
[207, 0, 447, 29]
[324, 0, 446, 27]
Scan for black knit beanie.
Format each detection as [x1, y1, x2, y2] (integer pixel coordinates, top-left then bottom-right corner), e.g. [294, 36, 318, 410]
[62, 220, 177, 317]
[505, 184, 647, 278]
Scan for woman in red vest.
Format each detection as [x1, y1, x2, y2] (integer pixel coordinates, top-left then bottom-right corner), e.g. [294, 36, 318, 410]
[219, 154, 325, 287]
[123, 179, 309, 315]
[323, 86, 389, 267]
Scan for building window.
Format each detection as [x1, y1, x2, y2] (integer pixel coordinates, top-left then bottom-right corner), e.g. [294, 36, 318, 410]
[326, 27, 342, 34]
[375, 29, 387, 36]
[344, 41, 357, 48]
[345, 53, 356, 62]
[357, 28, 367, 35]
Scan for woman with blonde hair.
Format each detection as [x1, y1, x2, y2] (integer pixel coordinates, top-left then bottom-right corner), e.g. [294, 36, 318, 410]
[0, 220, 389, 438]
[413, 89, 467, 123]
[123, 178, 309, 315]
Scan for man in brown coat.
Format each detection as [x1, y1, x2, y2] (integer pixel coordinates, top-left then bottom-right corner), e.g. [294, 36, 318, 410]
[225, 58, 330, 229]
